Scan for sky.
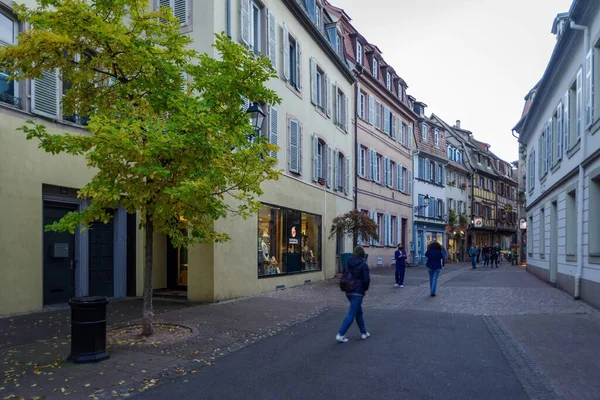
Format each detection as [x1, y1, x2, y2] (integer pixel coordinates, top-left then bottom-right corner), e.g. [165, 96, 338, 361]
[332, 0, 573, 162]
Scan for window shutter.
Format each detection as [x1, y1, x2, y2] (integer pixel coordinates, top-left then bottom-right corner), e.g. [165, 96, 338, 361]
[267, 9, 277, 68]
[383, 157, 389, 186]
[298, 121, 303, 174]
[326, 145, 332, 187]
[173, 0, 188, 26]
[344, 95, 350, 132]
[240, 0, 250, 45]
[547, 120, 552, 171]
[334, 81, 339, 124]
[369, 149, 375, 181]
[586, 49, 594, 126]
[397, 216, 401, 247]
[383, 107, 390, 134]
[312, 134, 318, 182]
[577, 68, 583, 139]
[296, 40, 302, 90]
[408, 124, 413, 148]
[398, 122, 404, 144]
[269, 105, 278, 158]
[289, 119, 300, 173]
[408, 169, 412, 195]
[370, 211, 376, 245]
[282, 23, 290, 81]
[557, 102, 563, 161]
[345, 157, 350, 195]
[385, 215, 390, 246]
[442, 165, 446, 185]
[32, 69, 59, 119]
[357, 141, 362, 177]
[538, 134, 543, 178]
[391, 114, 396, 138]
[333, 150, 340, 191]
[326, 75, 331, 117]
[564, 89, 570, 152]
[442, 200, 446, 219]
[368, 95, 374, 125]
[397, 164, 402, 191]
[310, 58, 317, 105]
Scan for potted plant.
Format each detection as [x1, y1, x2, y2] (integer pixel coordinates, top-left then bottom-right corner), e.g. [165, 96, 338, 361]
[329, 210, 379, 271]
[461, 183, 468, 190]
[318, 178, 326, 185]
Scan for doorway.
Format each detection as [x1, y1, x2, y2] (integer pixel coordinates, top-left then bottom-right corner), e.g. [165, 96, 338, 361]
[550, 201, 558, 283]
[88, 213, 115, 297]
[43, 202, 77, 305]
[166, 237, 188, 290]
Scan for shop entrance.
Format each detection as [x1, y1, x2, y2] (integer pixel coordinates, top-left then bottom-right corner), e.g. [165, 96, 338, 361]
[166, 236, 188, 292]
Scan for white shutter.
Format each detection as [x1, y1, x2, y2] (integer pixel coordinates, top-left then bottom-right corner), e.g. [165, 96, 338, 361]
[391, 114, 396, 138]
[326, 75, 331, 117]
[397, 216, 402, 247]
[312, 134, 318, 182]
[369, 149, 375, 181]
[384, 215, 390, 246]
[556, 102, 563, 161]
[334, 150, 340, 190]
[296, 40, 302, 90]
[397, 164, 402, 191]
[269, 105, 278, 158]
[442, 165, 446, 185]
[267, 9, 277, 68]
[383, 107, 390, 134]
[32, 70, 59, 119]
[345, 157, 350, 195]
[240, 0, 250, 45]
[326, 145, 332, 187]
[547, 119, 553, 171]
[368, 95, 374, 125]
[387, 159, 392, 187]
[408, 169, 413, 195]
[310, 58, 317, 105]
[538, 134, 543, 178]
[408, 124, 413, 148]
[173, 0, 188, 26]
[370, 211, 376, 246]
[564, 89, 570, 151]
[383, 157, 389, 186]
[289, 119, 300, 173]
[398, 122, 404, 144]
[344, 95, 350, 132]
[577, 68, 583, 139]
[375, 102, 381, 129]
[282, 23, 290, 81]
[298, 121, 303, 174]
[586, 49, 594, 127]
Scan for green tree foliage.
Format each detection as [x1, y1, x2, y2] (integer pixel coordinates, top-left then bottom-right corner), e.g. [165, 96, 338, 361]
[329, 210, 379, 248]
[0, 0, 280, 335]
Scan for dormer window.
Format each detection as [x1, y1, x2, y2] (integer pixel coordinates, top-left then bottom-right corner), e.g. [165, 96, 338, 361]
[336, 31, 343, 55]
[372, 59, 378, 79]
[356, 41, 362, 65]
[421, 123, 428, 142]
[386, 72, 391, 90]
[397, 83, 403, 101]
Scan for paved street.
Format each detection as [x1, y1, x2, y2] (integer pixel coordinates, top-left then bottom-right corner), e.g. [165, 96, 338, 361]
[2, 263, 600, 399]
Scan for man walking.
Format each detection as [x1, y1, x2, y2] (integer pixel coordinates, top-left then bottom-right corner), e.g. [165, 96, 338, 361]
[482, 243, 491, 267]
[490, 243, 500, 268]
[394, 244, 407, 287]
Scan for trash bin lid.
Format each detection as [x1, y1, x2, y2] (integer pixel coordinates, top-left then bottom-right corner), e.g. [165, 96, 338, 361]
[69, 296, 109, 304]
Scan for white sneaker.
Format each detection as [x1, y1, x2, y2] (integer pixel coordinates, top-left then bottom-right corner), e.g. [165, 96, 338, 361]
[336, 334, 349, 343]
[361, 332, 371, 340]
[394, 283, 399, 287]
[400, 285, 404, 288]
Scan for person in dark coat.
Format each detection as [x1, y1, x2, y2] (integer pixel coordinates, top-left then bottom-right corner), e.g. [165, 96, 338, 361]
[336, 246, 371, 343]
[394, 244, 407, 287]
[425, 241, 444, 297]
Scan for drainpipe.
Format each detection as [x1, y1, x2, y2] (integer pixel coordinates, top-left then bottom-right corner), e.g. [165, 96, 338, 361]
[412, 149, 420, 264]
[570, 20, 588, 300]
[353, 66, 364, 213]
[226, 0, 232, 39]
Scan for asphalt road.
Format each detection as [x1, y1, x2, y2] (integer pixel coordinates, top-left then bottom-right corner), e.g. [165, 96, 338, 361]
[137, 307, 527, 400]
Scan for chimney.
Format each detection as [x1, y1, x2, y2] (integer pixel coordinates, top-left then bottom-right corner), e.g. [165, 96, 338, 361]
[455, 120, 461, 129]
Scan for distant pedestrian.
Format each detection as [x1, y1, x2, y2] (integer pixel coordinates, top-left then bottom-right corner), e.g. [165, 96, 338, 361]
[469, 245, 478, 269]
[482, 243, 491, 267]
[476, 246, 481, 264]
[336, 246, 371, 343]
[491, 243, 500, 268]
[394, 244, 407, 287]
[425, 241, 444, 297]
[441, 247, 447, 268]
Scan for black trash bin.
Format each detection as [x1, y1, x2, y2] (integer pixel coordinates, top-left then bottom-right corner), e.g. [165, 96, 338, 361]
[67, 296, 109, 363]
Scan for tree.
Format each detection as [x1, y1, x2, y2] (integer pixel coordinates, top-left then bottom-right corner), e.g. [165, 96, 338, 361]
[329, 210, 379, 248]
[0, 0, 280, 336]
[447, 209, 457, 228]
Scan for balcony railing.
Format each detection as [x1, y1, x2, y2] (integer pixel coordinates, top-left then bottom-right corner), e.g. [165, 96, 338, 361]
[63, 114, 90, 126]
[0, 92, 22, 108]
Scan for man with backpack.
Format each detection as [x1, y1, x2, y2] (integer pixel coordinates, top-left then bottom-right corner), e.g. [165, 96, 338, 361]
[490, 243, 500, 268]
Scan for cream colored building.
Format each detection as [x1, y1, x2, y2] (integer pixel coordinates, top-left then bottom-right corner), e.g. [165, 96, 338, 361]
[0, 0, 355, 315]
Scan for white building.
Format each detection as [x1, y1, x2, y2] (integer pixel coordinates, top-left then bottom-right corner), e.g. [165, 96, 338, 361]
[514, 0, 600, 309]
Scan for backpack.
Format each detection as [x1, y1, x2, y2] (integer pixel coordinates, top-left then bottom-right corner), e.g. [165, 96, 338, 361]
[339, 267, 357, 292]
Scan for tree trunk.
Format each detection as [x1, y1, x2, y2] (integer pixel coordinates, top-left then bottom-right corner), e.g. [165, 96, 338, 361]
[142, 215, 154, 336]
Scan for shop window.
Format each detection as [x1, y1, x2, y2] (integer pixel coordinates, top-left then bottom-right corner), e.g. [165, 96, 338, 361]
[257, 204, 322, 277]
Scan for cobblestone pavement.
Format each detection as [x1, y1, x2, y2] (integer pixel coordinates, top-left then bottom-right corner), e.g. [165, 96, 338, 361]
[1, 263, 599, 399]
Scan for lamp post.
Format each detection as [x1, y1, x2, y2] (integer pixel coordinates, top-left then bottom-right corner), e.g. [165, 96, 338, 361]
[413, 194, 430, 215]
[246, 102, 266, 140]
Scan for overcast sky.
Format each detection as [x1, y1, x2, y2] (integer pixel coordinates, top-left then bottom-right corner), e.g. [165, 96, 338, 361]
[333, 0, 572, 162]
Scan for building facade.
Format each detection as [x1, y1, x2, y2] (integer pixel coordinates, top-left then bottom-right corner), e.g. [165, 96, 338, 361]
[412, 106, 448, 264]
[514, 0, 600, 309]
[331, 3, 415, 268]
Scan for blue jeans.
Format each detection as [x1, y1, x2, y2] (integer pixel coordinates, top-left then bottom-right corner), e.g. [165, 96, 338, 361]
[428, 268, 441, 295]
[395, 264, 406, 285]
[471, 257, 477, 268]
[338, 294, 367, 336]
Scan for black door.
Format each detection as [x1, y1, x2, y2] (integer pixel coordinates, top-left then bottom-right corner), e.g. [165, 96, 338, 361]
[89, 216, 114, 297]
[43, 202, 77, 305]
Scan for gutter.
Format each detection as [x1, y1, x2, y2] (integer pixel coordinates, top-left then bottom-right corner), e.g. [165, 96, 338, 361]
[226, 0, 231, 39]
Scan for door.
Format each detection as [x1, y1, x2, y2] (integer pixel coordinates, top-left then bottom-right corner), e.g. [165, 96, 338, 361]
[550, 201, 558, 283]
[43, 202, 77, 305]
[89, 216, 115, 297]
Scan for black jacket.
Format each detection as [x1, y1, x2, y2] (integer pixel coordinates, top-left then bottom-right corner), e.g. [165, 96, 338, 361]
[345, 256, 370, 295]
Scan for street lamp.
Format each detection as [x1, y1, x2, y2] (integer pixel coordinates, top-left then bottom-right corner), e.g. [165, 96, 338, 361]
[414, 194, 430, 215]
[247, 102, 266, 133]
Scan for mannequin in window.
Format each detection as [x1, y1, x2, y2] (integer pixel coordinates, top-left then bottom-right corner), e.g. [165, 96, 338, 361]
[302, 237, 314, 270]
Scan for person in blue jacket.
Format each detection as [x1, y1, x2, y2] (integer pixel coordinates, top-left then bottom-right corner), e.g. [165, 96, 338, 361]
[425, 241, 444, 297]
[394, 244, 407, 287]
[336, 246, 371, 343]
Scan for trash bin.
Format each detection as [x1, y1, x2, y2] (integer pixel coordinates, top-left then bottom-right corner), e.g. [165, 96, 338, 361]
[67, 296, 109, 363]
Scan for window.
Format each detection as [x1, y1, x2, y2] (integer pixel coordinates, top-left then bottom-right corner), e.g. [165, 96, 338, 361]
[376, 213, 383, 245]
[257, 204, 322, 276]
[566, 189, 577, 257]
[288, 118, 302, 174]
[396, 164, 407, 192]
[304, 0, 317, 22]
[375, 100, 382, 130]
[390, 215, 396, 247]
[336, 32, 343, 55]
[250, 1, 263, 55]
[590, 178, 600, 256]
[283, 24, 301, 91]
[383, 106, 391, 134]
[375, 154, 382, 183]
[397, 83, 403, 101]
[421, 123, 428, 142]
[158, 0, 189, 27]
[335, 151, 344, 191]
[479, 176, 485, 188]
[437, 200, 444, 219]
[358, 91, 366, 120]
[528, 150, 536, 192]
[359, 146, 366, 177]
[434, 129, 440, 147]
[372, 58, 378, 79]
[489, 180, 494, 193]
[310, 58, 329, 114]
[312, 136, 326, 182]
[539, 208, 546, 257]
[356, 41, 362, 65]
[0, 11, 19, 108]
[386, 72, 391, 90]
[477, 154, 481, 163]
[335, 87, 349, 132]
